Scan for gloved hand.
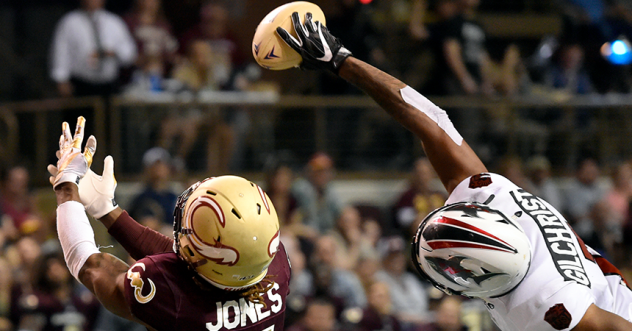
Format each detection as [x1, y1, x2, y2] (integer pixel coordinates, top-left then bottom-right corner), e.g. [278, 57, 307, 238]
[48, 121, 118, 219]
[276, 12, 352, 74]
[78, 156, 118, 219]
[48, 116, 95, 189]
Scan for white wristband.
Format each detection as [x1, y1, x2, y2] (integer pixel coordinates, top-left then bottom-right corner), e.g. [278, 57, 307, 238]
[56, 201, 101, 281]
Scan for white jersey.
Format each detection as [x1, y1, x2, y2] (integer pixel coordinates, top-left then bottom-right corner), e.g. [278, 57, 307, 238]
[446, 173, 632, 331]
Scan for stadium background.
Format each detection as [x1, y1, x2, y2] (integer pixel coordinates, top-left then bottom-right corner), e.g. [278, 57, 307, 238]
[1, 0, 632, 330]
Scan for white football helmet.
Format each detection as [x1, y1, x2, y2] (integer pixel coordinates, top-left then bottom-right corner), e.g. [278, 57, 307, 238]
[173, 176, 280, 291]
[412, 202, 531, 298]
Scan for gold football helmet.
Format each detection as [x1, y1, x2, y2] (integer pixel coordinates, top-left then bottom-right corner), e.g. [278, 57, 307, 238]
[174, 176, 280, 290]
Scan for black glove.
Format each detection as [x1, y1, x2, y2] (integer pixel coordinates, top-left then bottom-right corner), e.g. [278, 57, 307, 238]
[276, 12, 352, 74]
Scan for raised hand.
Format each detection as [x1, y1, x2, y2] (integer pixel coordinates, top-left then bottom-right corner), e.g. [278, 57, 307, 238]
[48, 116, 95, 189]
[276, 12, 352, 73]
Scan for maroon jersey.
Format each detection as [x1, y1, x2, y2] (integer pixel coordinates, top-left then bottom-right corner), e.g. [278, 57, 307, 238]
[123, 243, 291, 331]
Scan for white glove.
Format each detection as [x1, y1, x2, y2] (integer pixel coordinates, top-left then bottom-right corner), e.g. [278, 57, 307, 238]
[47, 118, 118, 219]
[79, 156, 118, 219]
[48, 117, 96, 189]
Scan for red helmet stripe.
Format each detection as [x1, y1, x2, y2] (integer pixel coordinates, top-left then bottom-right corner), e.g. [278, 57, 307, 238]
[427, 240, 516, 253]
[268, 231, 280, 257]
[256, 185, 271, 214]
[436, 216, 514, 248]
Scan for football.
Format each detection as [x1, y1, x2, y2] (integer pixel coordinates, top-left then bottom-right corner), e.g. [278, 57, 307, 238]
[252, 1, 326, 70]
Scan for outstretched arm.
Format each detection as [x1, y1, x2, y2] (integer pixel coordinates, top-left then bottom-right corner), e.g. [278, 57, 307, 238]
[573, 304, 632, 330]
[55, 183, 149, 327]
[48, 124, 174, 259]
[337, 57, 486, 192]
[277, 12, 486, 193]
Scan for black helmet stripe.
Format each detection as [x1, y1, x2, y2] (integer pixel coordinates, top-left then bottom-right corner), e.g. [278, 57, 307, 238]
[422, 216, 517, 253]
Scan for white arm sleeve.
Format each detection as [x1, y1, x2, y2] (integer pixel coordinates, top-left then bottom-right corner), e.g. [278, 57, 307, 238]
[56, 201, 101, 282]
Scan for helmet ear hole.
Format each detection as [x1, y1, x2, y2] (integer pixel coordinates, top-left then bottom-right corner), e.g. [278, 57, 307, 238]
[231, 208, 242, 219]
[207, 190, 217, 196]
[257, 204, 262, 215]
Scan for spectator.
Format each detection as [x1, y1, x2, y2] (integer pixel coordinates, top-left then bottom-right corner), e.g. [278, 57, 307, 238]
[409, 0, 430, 41]
[179, 1, 245, 91]
[311, 235, 367, 309]
[526, 155, 564, 211]
[416, 296, 468, 331]
[123, 0, 178, 93]
[559, 0, 632, 92]
[392, 158, 446, 237]
[329, 206, 375, 270]
[563, 157, 605, 249]
[437, 0, 522, 96]
[50, 0, 136, 98]
[496, 156, 535, 194]
[357, 282, 402, 331]
[293, 153, 343, 234]
[605, 162, 632, 225]
[355, 254, 382, 294]
[287, 298, 339, 331]
[376, 237, 429, 328]
[172, 40, 223, 91]
[0, 258, 13, 331]
[10, 252, 101, 331]
[282, 233, 314, 298]
[545, 42, 593, 95]
[128, 147, 178, 234]
[264, 161, 315, 239]
[94, 306, 146, 331]
[0, 166, 33, 239]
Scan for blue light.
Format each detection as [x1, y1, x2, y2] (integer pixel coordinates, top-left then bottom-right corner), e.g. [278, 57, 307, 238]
[612, 40, 628, 55]
[602, 39, 632, 65]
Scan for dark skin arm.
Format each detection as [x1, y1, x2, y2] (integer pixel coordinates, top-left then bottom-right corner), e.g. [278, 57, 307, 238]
[572, 304, 632, 330]
[55, 183, 150, 328]
[337, 57, 487, 193]
[99, 206, 123, 229]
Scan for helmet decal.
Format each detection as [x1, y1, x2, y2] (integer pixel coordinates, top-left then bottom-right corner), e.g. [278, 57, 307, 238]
[185, 195, 239, 265]
[423, 216, 517, 253]
[268, 231, 280, 257]
[189, 234, 240, 266]
[256, 185, 271, 214]
[187, 195, 226, 228]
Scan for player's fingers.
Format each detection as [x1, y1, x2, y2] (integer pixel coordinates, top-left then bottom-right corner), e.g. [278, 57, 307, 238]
[276, 27, 302, 52]
[49, 176, 55, 185]
[62, 122, 72, 149]
[305, 12, 317, 33]
[103, 155, 115, 177]
[72, 116, 86, 149]
[290, 12, 308, 41]
[103, 155, 117, 185]
[47, 164, 59, 177]
[83, 135, 96, 167]
[56, 150, 61, 159]
[59, 134, 65, 152]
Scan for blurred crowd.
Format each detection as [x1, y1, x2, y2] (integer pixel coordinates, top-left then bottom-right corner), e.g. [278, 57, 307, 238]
[4, 0, 632, 330]
[4, 147, 632, 331]
[26, 0, 632, 175]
